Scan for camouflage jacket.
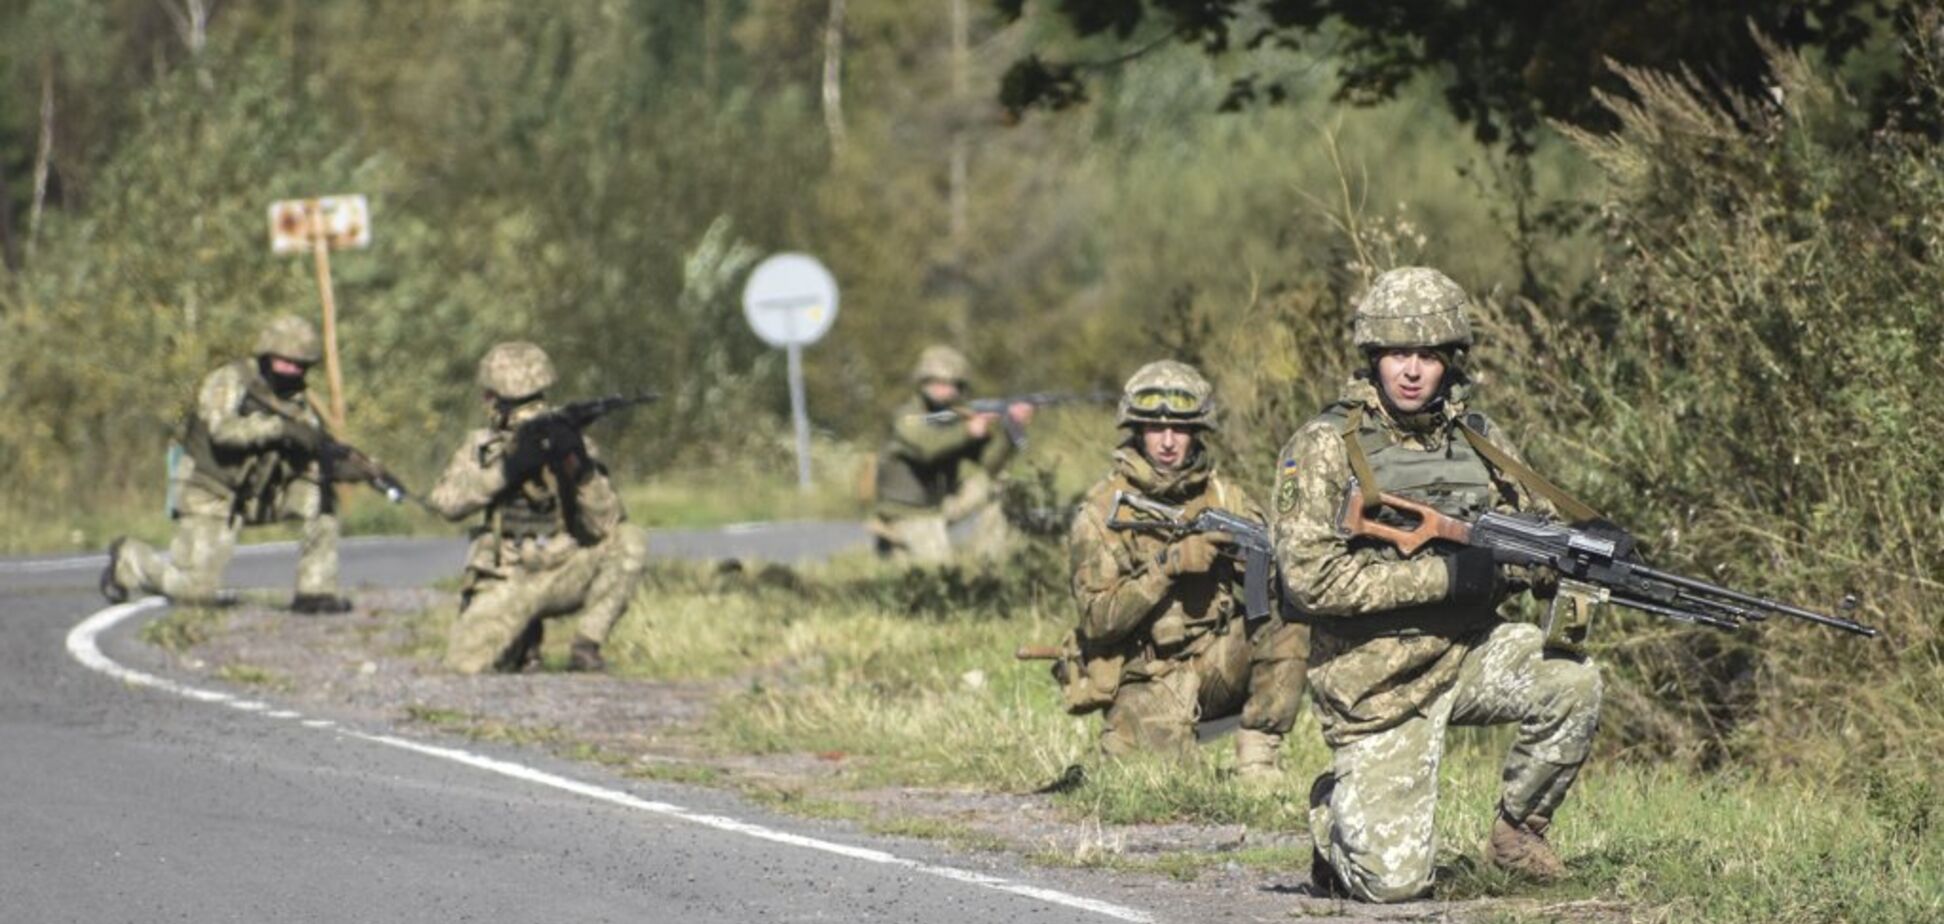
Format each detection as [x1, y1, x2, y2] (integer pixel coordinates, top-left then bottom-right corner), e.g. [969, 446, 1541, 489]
[176, 358, 329, 520]
[1270, 377, 1554, 745]
[1068, 447, 1260, 676]
[873, 394, 1017, 515]
[426, 401, 627, 579]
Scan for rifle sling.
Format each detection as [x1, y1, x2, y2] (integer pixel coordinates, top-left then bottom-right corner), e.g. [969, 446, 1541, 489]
[1454, 420, 1602, 523]
[1338, 405, 1384, 514]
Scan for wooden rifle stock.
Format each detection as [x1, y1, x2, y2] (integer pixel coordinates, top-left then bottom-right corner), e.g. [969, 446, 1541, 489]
[1014, 644, 1062, 661]
[1338, 482, 1475, 555]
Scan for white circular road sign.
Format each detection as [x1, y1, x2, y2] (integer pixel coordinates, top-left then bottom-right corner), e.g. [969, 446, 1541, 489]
[742, 253, 839, 348]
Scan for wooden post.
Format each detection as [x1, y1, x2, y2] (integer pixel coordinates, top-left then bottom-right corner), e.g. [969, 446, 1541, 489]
[309, 204, 347, 432]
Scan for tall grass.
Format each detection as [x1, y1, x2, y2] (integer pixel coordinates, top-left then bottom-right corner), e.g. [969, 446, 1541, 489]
[594, 550, 1941, 921]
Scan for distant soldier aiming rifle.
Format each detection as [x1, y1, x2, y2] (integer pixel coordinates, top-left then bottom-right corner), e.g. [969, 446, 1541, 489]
[870, 345, 1039, 563]
[102, 315, 382, 613]
[425, 342, 653, 674]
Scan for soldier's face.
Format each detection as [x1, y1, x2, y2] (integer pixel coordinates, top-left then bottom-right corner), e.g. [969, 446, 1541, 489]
[1375, 348, 1446, 413]
[920, 379, 961, 404]
[266, 356, 309, 379]
[1139, 424, 1196, 471]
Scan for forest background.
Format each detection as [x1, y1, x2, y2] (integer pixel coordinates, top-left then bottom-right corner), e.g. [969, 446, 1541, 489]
[0, 0, 1938, 879]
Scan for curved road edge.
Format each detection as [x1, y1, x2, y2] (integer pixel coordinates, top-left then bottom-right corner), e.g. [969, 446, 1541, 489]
[63, 594, 1157, 924]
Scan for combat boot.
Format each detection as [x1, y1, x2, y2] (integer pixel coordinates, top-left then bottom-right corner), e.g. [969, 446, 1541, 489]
[1309, 848, 1352, 898]
[568, 639, 607, 673]
[99, 538, 130, 604]
[1487, 807, 1567, 881]
[1233, 728, 1282, 785]
[290, 593, 355, 615]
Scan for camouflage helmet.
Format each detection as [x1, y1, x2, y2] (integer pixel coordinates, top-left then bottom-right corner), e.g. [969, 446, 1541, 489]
[1118, 360, 1216, 429]
[476, 341, 557, 400]
[253, 315, 323, 364]
[1352, 267, 1474, 351]
[911, 345, 971, 385]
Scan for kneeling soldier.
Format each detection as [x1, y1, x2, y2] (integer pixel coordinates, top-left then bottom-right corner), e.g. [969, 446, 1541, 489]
[426, 342, 650, 673]
[1272, 267, 1603, 900]
[102, 315, 362, 612]
[1063, 361, 1308, 779]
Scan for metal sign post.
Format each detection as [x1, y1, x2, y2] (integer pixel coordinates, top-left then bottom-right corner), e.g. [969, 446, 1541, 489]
[741, 253, 839, 492]
[269, 194, 370, 431]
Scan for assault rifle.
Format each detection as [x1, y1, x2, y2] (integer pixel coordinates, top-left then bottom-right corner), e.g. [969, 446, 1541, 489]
[507, 392, 661, 470]
[1336, 478, 1879, 639]
[921, 390, 1114, 447]
[1107, 490, 1279, 621]
[242, 392, 412, 505]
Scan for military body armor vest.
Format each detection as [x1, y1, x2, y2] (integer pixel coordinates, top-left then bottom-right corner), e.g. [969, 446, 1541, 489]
[178, 360, 308, 511]
[1321, 402, 1504, 524]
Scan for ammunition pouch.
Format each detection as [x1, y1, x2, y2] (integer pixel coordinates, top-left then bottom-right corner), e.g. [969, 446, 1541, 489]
[1052, 630, 1123, 716]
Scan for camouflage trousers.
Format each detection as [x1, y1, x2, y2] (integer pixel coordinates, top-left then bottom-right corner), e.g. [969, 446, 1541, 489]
[115, 480, 338, 604]
[873, 473, 1011, 565]
[1309, 621, 1602, 902]
[1100, 617, 1309, 760]
[443, 525, 650, 674]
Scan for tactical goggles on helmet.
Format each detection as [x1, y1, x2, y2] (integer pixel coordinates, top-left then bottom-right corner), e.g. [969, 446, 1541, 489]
[1127, 388, 1206, 417]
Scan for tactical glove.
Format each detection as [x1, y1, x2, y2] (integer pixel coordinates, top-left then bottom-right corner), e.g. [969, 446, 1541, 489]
[501, 426, 552, 481]
[280, 420, 327, 455]
[1157, 533, 1224, 577]
[1445, 546, 1500, 605]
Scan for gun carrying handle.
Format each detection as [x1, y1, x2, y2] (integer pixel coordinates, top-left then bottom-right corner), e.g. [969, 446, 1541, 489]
[1340, 484, 1473, 555]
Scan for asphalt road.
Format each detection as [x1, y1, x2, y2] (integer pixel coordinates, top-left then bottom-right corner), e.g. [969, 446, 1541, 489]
[0, 527, 1169, 924]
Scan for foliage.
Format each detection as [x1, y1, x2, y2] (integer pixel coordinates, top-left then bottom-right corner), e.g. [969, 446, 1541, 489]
[999, 0, 1905, 149]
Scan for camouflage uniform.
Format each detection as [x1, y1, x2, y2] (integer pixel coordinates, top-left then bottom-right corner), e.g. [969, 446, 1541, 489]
[1270, 268, 1602, 901]
[871, 346, 1016, 563]
[105, 316, 350, 609]
[1065, 361, 1308, 775]
[426, 342, 649, 674]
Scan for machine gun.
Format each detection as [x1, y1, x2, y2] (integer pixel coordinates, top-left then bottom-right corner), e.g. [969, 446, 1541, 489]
[1336, 478, 1879, 640]
[920, 390, 1114, 447]
[1106, 490, 1279, 621]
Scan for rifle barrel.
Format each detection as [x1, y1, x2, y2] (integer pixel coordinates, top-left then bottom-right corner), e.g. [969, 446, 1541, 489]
[1632, 563, 1878, 637]
[1607, 593, 1742, 632]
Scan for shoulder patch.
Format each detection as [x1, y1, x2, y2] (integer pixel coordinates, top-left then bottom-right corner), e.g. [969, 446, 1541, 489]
[1274, 475, 1300, 514]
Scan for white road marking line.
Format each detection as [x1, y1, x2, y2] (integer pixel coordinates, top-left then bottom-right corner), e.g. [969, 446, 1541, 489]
[65, 598, 1157, 924]
[0, 537, 420, 575]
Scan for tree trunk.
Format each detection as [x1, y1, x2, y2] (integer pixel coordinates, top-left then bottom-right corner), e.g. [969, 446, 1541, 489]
[704, 0, 722, 101]
[0, 151, 18, 274]
[821, 0, 848, 155]
[27, 53, 54, 259]
[946, 0, 971, 340]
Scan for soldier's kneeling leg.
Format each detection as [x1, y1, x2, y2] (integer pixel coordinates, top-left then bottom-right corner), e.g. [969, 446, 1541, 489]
[572, 524, 649, 649]
[1098, 667, 1199, 761]
[443, 577, 545, 675]
[1319, 713, 1446, 902]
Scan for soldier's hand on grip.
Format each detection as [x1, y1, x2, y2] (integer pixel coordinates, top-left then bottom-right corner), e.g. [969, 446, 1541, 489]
[501, 426, 552, 481]
[1157, 533, 1224, 577]
[280, 419, 327, 455]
